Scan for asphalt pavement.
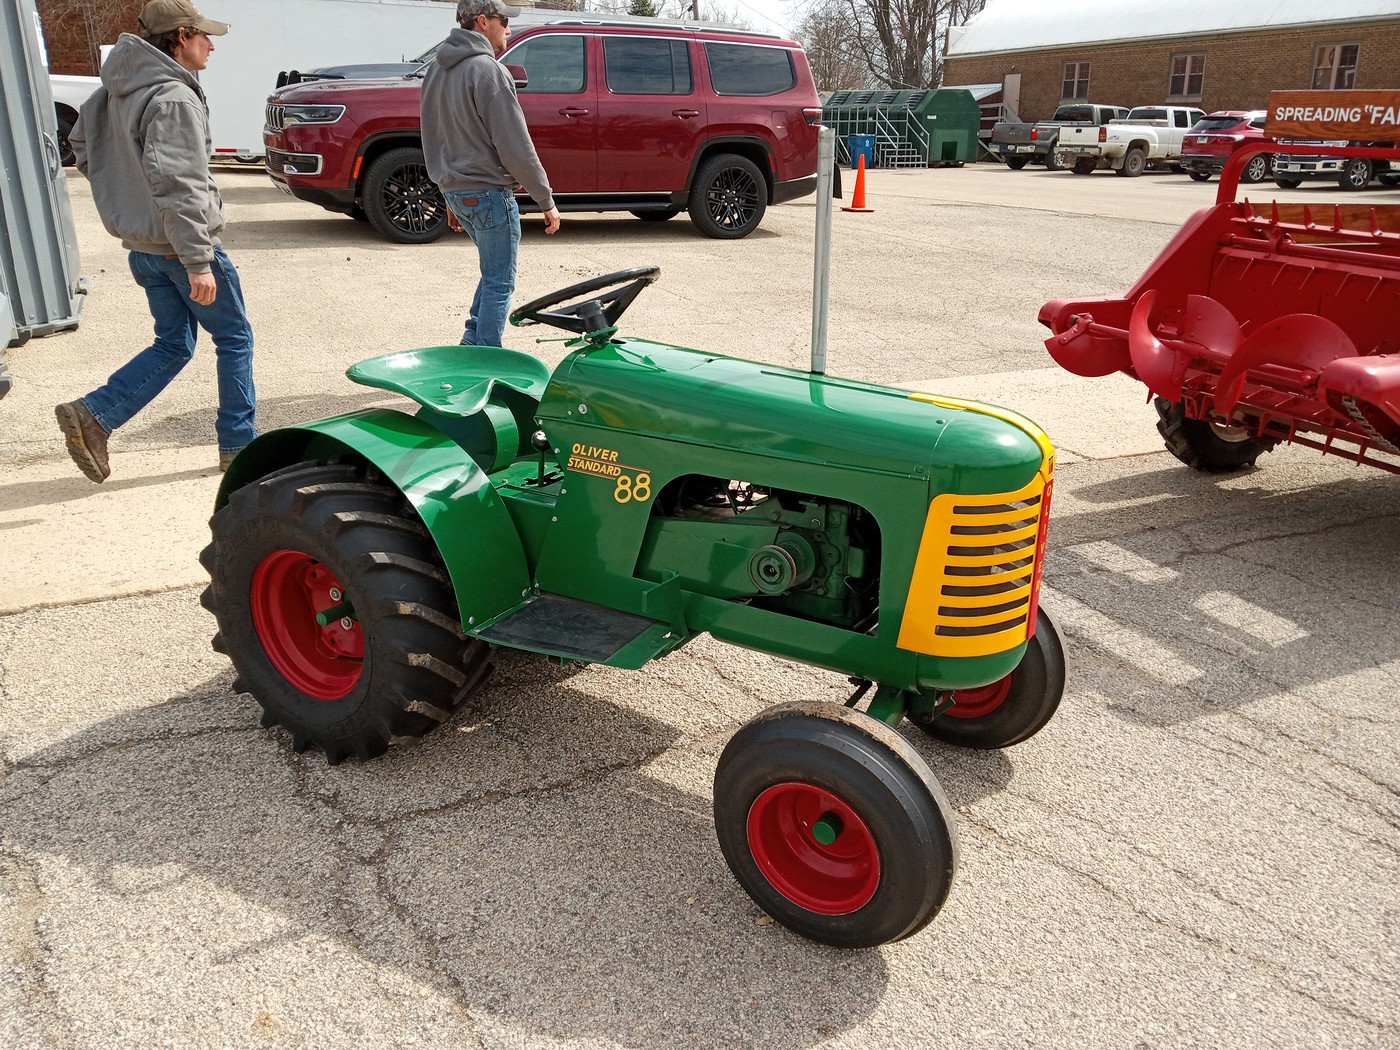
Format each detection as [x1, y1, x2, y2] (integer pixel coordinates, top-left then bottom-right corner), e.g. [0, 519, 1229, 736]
[1, 162, 1397, 1049]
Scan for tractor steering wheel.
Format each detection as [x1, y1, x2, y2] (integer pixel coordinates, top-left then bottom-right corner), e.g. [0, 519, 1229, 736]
[509, 266, 660, 335]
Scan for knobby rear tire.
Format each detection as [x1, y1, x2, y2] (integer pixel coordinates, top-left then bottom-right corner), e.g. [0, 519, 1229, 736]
[200, 460, 491, 763]
[1154, 397, 1270, 472]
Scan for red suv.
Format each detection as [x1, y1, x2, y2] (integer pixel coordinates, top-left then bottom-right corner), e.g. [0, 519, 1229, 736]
[1179, 110, 1275, 183]
[263, 17, 822, 242]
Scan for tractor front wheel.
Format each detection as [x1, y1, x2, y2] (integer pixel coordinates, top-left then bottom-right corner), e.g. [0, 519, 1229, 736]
[201, 461, 490, 763]
[713, 702, 958, 948]
[916, 608, 1066, 750]
[1155, 397, 1270, 472]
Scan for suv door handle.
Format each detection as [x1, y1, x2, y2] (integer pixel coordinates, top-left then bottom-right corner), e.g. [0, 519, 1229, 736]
[672, 108, 700, 118]
[559, 107, 590, 118]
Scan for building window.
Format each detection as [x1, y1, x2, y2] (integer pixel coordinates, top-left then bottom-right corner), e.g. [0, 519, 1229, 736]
[1168, 53, 1206, 99]
[1062, 61, 1090, 100]
[1312, 44, 1360, 89]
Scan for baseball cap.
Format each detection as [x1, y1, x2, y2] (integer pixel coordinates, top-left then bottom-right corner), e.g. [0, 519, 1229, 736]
[456, 0, 522, 25]
[137, 0, 230, 36]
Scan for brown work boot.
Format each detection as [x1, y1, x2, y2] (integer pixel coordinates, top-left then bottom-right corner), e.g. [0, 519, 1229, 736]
[55, 400, 111, 483]
[219, 449, 242, 473]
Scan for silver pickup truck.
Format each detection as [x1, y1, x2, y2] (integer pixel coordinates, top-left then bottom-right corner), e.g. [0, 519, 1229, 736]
[990, 103, 1128, 171]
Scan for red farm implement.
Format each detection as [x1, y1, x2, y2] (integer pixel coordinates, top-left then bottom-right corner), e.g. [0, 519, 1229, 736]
[1039, 136, 1400, 474]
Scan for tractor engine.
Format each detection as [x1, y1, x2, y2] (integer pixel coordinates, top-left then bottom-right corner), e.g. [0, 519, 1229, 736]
[636, 475, 880, 630]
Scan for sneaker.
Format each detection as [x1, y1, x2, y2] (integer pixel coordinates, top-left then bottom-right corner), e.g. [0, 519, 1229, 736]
[55, 401, 110, 483]
[219, 449, 242, 473]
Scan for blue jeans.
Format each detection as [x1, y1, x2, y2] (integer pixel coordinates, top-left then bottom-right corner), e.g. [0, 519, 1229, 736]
[83, 247, 256, 453]
[445, 187, 520, 347]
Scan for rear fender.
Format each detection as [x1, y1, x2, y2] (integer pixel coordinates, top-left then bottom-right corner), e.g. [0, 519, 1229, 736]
[218, 410, 531, 627]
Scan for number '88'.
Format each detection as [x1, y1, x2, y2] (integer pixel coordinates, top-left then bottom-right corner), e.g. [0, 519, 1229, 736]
[614, 473, 652, 504]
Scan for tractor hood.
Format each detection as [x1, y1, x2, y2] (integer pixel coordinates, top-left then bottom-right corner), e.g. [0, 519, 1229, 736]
[538, 340, 1050, 493]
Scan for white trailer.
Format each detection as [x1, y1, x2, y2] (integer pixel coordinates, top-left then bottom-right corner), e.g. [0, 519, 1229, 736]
[198, 0, 457, 159]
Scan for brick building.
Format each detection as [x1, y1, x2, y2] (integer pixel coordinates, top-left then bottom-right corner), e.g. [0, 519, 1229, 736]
[942, 0, 1400, 122]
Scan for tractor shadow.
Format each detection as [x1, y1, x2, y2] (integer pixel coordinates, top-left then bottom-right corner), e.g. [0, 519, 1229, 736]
[1043, 454, 1400, 729]
[0, 646, 1008, 1048]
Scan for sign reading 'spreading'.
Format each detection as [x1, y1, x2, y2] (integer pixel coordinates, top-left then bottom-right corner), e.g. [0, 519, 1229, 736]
[1266, 90, 1400, 140]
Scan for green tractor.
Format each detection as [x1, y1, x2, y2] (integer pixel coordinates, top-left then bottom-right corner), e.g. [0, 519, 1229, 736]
[203, 267, 1064, 948]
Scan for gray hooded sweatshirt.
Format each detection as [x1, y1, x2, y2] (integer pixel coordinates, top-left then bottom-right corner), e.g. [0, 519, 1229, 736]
[421, 28, 555, 210]
[70, 33, 224, 272]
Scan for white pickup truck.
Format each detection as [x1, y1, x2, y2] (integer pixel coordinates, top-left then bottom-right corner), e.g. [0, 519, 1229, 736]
[1056, 105, 1206, 177]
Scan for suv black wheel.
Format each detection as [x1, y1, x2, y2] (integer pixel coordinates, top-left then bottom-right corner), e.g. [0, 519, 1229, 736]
[689, 154, 767, 239]
[1043, 149, 1066, 171]
[1338, 157, 1373, 191]
[56, 108, 76, 167]
[361, 146, 449, 244]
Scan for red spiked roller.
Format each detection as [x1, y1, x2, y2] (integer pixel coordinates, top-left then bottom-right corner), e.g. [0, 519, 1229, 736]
[842, 153, 874, 213]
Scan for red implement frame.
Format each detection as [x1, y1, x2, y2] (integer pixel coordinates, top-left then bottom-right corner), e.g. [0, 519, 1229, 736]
[1040, 142, 1400, 473]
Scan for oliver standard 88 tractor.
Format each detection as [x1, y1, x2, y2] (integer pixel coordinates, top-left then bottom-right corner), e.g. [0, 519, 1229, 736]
[203, 268, 1064, 948]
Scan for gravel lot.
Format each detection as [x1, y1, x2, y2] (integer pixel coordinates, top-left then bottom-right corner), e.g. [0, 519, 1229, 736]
[1, 160, 1397, 1049]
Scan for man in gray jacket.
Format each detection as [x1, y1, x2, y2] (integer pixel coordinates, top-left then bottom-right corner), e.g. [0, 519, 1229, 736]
[422, 0, 561, 348]
[57, 0, 256, 483]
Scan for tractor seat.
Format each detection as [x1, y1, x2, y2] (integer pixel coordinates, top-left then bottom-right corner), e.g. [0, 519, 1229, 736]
[348, 345, 552, 419]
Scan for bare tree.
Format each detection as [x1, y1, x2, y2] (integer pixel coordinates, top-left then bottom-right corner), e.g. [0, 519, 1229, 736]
[825, 0, 985, 90]
[39, 0, 138, 71]
[794, 0, 868, 91]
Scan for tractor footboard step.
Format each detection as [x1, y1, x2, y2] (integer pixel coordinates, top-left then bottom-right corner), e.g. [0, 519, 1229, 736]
[476, 594, 661, 663]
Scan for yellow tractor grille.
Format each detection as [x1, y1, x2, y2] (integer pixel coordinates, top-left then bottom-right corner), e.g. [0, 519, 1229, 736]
[898, 475, 1050, 659]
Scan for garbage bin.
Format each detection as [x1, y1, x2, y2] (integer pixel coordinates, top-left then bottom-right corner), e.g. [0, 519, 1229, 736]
[848, 134, 875, 169]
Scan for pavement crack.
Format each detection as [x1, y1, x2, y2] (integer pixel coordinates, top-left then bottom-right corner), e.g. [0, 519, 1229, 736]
[0, 846, 81, 1045]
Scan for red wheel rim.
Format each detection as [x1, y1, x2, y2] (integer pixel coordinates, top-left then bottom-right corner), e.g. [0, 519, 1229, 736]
[947, 675, 1012, 719]
[746, 781, 880, 915]
[250, 549, 363, 700]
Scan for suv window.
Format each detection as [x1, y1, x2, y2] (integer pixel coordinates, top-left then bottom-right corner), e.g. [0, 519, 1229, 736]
[705, 42, 795, 96]
[604, 37, 693, 94]
[510, 34, 586, 93]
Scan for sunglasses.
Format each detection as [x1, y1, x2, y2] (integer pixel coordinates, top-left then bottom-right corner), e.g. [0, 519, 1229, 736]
[485, 13, 508, 26]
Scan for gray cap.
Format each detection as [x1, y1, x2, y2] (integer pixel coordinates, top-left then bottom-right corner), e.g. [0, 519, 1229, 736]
[456, 0, 522, 26]
[137, 0, 229, 36]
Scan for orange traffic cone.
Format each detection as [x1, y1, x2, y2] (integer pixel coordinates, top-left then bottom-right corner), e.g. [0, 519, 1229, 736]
[842, 153, 874, 213]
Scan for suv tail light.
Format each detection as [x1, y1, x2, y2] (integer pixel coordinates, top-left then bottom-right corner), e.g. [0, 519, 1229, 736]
[1098, 127, 1107, 142]
[1030, 127, 1039, 141]
[802, 107, 823, 126]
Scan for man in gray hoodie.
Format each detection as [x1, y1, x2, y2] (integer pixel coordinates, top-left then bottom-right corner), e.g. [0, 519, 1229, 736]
[422, 0, 561, 348]
[57, 0, 256, 483]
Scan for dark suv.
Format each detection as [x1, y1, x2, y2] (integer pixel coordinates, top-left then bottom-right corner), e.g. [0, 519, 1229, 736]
[263, 17, 822, 242]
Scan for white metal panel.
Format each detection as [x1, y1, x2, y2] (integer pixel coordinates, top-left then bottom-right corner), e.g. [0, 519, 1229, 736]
[0, 0, 84, 351]
[198, 0, 462, 157]
[948, 0, 1400, 56]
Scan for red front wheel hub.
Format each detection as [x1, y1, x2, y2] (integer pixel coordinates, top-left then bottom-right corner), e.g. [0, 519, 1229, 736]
[946, 675, 1013, 719]
[250, 549, 363, 700]
[747, 781, 880, 915]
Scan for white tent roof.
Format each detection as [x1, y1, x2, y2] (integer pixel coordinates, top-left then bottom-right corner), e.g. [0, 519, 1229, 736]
[947, 0, 1400, 56]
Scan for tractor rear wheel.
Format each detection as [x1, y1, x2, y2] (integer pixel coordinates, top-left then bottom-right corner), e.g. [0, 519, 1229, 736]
[713, 702, 957, 948]
[1155, 397, 1270, 472]
[915, 609, 1065, 750]
[201, 460, 490, 763]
